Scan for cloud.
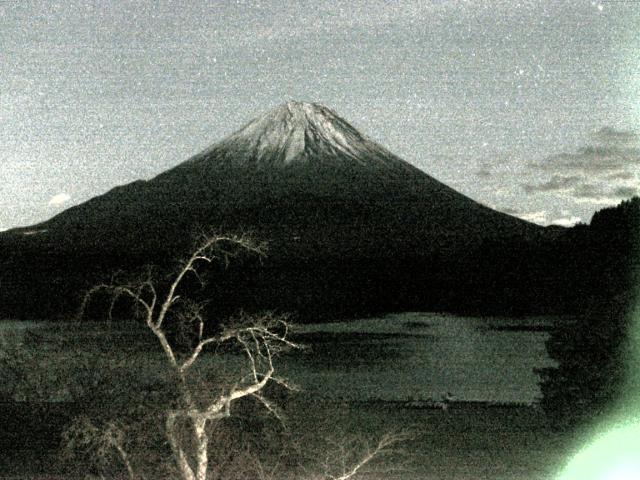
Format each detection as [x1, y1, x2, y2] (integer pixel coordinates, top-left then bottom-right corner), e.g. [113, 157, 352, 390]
[526, 126, 639, 204]
[532, 127, 640, 174]
[522, 174, 582, 193]
[608, 171, 635, 180]
[536, 145, 640, 174]
[612, 185, 639, 198]
[550, 215, 582, 227]
[517, 210, 548, 224]
[474, 157, 510, 180]
[475, 167, 492, 178]
[592, 127, 639, 146]
[498, 206, 520, 216]
[498, 206, 582, 227]
[48, 193, 71, 206]
[572, 183, 604, 199]
[569, 183, 639, 204]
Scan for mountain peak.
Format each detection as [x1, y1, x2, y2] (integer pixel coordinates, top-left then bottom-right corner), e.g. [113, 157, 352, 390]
[280, 99, 319, 114]
[259, 100, 341, 125]
[219, 100, 367, 165]
[183, 100, 415, 172]
[5, 101, 540, 274]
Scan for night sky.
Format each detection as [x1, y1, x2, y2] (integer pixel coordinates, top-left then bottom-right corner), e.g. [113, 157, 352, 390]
[2, 0, 639, 231]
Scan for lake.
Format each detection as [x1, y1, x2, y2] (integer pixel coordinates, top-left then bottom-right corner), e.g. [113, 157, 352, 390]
[0, 312, 557, 404]
[284, 312, 556, 404]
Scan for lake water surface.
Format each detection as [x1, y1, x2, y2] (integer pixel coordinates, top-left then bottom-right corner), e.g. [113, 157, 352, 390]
[284, 312, 556, 404]
[1, 312, 557, 404]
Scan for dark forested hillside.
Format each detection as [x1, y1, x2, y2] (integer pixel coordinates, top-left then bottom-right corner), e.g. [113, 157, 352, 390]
[537, 197, 640, 429]
[1, 198, 637, 322]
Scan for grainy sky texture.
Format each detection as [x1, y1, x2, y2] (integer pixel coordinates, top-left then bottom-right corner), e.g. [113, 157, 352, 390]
[1, 0, 639, 230]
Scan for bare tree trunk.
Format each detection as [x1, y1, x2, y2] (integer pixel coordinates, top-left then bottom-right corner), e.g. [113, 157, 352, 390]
[194, 417, 209, 480]
[114, 442, 137, 480]
[167, 412, 196, 480]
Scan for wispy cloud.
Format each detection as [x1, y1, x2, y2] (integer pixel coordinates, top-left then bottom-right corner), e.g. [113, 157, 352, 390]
[498, 206, 520, 216]
[534, 144, 640, 174]
[499, 206, 581, 227]
[518, 210, 548, 224]
[569, 183, 636, 204]
[592, 126, 639, 146]
[48, 193, 71, 206]
[550, 215, 582, 227]
[526, 127, 639, 204]
[474, 167, 492, 179]
[608, 171, 635, 180]
[612, 185, 639, 198]
[522, 174, 582, 193]
[573, 183, 605, 200]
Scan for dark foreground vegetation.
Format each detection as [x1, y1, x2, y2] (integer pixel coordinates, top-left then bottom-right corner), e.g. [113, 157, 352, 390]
[0, 396, 576, 480]
[0, 235, 411, 480]
[0, 316, 566, 479]
[0, 309, 626, 479]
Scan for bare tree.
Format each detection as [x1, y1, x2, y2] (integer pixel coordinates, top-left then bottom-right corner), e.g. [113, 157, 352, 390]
[313, 432, 412, 480]
[63, 416, 136, 480]
[74, 233, 299, 480]
[67, 231, 409, 480]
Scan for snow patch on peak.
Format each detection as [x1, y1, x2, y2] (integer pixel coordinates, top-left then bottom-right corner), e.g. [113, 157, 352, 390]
[187, 100, 413, 174]
[219, 101, 369, 165]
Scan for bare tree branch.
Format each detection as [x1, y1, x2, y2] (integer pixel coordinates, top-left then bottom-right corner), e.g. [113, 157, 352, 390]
[62, 417, 141, 480]
[155, 233, 265, 331]
[166, 412, 196, 480]
[327, 432, 412, 480]
[179, 336, 219, 373]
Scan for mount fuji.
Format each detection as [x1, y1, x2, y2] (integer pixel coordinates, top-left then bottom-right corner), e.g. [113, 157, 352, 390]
[2, 101, 544, 319]
[10, 101, 538, 251]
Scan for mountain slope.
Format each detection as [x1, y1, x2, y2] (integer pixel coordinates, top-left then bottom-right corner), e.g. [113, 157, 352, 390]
[12, 101, 538, 255]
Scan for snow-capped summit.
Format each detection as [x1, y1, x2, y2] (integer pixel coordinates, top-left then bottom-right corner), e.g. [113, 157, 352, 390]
[186, 101, 411, 172]
[224, 101, 363, 163]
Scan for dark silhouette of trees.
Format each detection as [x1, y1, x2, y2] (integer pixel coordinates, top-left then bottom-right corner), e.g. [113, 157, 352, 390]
[537, 197, 639, 429]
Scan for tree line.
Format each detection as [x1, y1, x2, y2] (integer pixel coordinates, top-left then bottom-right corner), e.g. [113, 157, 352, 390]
[537, 197, 639, 429]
